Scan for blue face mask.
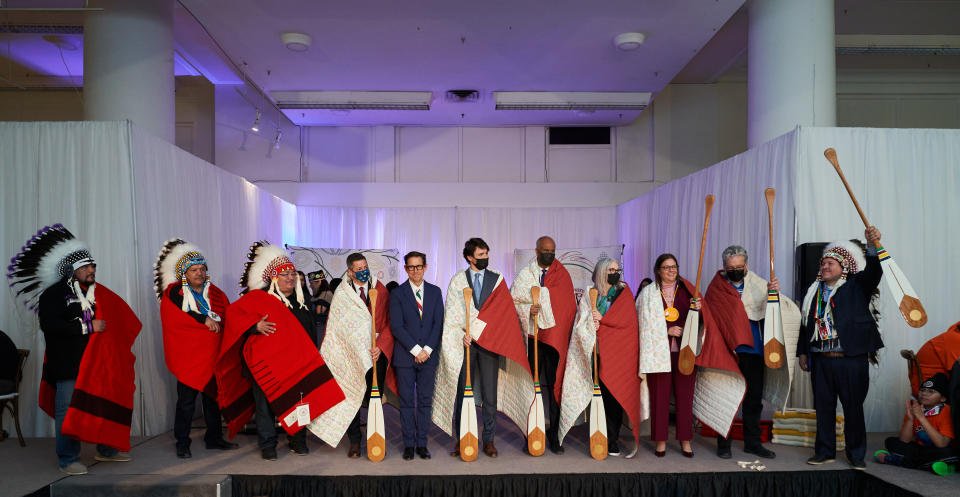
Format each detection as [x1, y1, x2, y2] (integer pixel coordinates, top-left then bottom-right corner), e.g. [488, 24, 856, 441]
[355, 268, 370, 283]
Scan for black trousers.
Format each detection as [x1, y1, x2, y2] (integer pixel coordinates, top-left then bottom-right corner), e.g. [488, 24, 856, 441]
[174, 380, 223, 448]
[346, 355, 389, 444]
[718, 352, 765, 450]
[252, 381, 306, 450]
[453, 344, 500, 444]
[884, 437, 957, 469]
[811, 354, 869, 461]
[527, 339, 560, 442]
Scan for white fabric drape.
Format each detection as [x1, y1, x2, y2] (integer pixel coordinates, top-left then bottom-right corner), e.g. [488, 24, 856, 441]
[296, 206, 619, 291]
[1, 122, 296, 438]
[792, 126, 960, 432]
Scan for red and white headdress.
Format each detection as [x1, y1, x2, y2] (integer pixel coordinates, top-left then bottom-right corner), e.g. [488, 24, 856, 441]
[239, 241, 305, 309]
[154, 238, 220, 320]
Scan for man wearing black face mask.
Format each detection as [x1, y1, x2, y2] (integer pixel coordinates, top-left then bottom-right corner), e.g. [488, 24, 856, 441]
[703, 245, 783, 460]
[510, 236, 577, 454]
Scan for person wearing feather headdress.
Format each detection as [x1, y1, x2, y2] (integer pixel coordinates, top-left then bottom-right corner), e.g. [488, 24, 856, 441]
[798, 227, 884, 470]
[154, 239, 238, 459]
[219, 241, 345, 461]
[7, 225, 141, 476]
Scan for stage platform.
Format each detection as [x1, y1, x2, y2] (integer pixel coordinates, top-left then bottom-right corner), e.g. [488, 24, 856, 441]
[4, 411, 956, 497]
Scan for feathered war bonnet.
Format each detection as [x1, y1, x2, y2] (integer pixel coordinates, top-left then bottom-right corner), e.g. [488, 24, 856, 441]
[820, 240, 867, 280]
[7, 224, 96, 312]
[239, 241, 305, 309]
[154, 238, 219, 320]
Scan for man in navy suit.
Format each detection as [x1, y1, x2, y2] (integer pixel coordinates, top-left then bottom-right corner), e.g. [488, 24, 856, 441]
[390, 251, 444, 460]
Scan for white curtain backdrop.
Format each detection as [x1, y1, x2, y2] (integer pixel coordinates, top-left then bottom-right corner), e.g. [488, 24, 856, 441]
[296, 206, 619, 292]
[618, 126, 960, 431]
[1, 121, 296, 438]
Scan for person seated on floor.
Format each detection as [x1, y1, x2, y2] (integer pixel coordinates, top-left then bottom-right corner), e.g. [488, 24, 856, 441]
[876, 373, 956, 475]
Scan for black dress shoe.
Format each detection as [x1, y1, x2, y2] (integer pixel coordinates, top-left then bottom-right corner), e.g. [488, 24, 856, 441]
[403, 447, 415, 460]
[205, 439, 240, 451]
[176, 446, 192, 459]
[717, 446, 732, 459]
[261, 447, 278, 461]
[807, 454, 835, 465]
[348, 443, 361, 459]
[744, 445, 776, 459]
[548, 438, 564, 455]
[416, 447, 431, 460]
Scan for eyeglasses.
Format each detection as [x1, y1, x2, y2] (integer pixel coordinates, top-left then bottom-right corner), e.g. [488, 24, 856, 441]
[659, 265, 678, 271]
[606, 268, 622, 274]
[725, 265, 746, 271]
[405, 265, 425, 271]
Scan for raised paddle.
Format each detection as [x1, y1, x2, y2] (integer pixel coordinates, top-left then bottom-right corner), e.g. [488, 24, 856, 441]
[762, 188, 787, 369]
[526, 286, 547, 456]
[679, 194, 714, 375]
[366, 287, 386, 462]
[458, 287, 480, 462]
[587, 288, 608, 460]
[823, 148, 927, 328]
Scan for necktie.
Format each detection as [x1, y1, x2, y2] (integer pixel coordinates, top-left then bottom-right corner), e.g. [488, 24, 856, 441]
[415, 288, 423, 317]
[359, 286, 366, 305]
[474, 273, 482, 307]
[540, 268, 547, 286]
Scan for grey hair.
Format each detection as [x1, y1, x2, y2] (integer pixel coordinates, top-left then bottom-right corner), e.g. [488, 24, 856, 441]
[592, 257, 624, 293]
[721, 245, 749, 265]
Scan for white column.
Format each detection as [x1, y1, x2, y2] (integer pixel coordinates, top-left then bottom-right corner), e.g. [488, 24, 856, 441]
[747, 0, 836, 148]
[84, 0, 175, 143]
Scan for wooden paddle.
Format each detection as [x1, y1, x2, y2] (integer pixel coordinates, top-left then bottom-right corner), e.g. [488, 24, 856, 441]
[824, 148, 927, 328]
[679, 194, 714, 375]
[366, 287, 386, 462]
[763, 188, 787, 369]
[459, 287, 480, 462]
[587, 287, 608, 460]
[526, 286, 546, 456]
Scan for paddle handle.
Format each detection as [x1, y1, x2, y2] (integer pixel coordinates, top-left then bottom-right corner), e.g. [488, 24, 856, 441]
[588, 288, 599, 386]
[693, 195, 715, 297]
[463, 288, 473, 388]
[530, 286, 541, 383]
[824, 148, 878, 246]
[369, 287, 379, 389]
[765, 188, 776, 280]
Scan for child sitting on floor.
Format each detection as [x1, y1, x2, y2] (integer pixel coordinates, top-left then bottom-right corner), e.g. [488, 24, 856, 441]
[876, 373, 956, 475]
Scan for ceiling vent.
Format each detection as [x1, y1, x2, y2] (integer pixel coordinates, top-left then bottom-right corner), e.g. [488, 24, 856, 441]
[445, 90, 480, 103]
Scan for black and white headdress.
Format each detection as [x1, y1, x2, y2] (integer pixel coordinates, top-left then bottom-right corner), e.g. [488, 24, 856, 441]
[239, 240, 305, 309]
[154, 238, 220, 320]
[7, 224, 96, 312]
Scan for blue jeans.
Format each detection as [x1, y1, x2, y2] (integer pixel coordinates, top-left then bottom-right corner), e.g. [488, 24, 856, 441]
[55, 379, 118, 467]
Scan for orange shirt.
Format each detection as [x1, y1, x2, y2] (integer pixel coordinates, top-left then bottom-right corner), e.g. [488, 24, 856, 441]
[904, 403, 954, 446]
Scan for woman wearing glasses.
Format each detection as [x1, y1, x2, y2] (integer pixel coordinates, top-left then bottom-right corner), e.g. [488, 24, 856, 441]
[637, 253, 701, 457]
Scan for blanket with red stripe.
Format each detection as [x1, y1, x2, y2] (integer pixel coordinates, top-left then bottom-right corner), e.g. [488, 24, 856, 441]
[160, 282, 229, 394]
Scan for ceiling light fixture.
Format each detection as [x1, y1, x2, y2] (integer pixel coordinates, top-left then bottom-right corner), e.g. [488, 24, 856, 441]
[272, 90, 432, 110]
[251, 109, 261, 132]
[494, 91, 651, 111]
[614, 32, 646, 51]
[281, 32, 312, 52]
[273, 129, 283, 149]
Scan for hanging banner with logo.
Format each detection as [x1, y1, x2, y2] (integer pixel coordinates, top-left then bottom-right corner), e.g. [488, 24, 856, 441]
[286, 245, 401, 283]
[513, 245, 624, 305]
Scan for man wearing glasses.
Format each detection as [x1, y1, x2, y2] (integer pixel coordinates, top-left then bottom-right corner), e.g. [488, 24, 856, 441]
[703, 245, 782, 460]
[389, 251, 444, 460]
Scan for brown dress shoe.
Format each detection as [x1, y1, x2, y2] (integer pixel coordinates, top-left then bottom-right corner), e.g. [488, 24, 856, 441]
[483, 442, 498, 458]
[449, 445, 460, 457]
[348, 443, 361, 458]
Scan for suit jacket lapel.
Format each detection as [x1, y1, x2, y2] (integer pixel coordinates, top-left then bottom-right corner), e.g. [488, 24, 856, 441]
[405, 279, 422, 321]
[479, 270, 497, 310]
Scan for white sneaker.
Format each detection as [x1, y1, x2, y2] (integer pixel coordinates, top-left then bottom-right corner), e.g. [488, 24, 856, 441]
[59, 462, 88, 475]
[94, 452, 131, 462]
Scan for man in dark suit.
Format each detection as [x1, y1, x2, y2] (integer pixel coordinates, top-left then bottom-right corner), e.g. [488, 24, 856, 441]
[450, 237, 506, 457]
[390, 251, 444, 460]
[797, 227, 883, 471]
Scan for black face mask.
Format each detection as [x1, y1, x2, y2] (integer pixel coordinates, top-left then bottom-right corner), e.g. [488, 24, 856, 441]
[537, 252, 555, 267]
[726, 269, 746, 282]
[606, 273, 620, 286]
[473, 258, 489, 271]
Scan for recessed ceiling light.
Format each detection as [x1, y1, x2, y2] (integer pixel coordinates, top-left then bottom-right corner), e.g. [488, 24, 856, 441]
[281, 32, 312, 52]
[614, 32, 646, 51]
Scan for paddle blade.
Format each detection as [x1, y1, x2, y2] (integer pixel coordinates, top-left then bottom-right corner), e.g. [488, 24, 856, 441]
[899, 295, 928, 328]
[526, 390, 546, 456]
[824, 148, 839, 168]
[763, 292, 786, 369]
[678, 347, 696, 375]
[877, 246, 927, 327]
[366, 396, 386, 462]
[459, 395, 479, 462]
[588, 390, 608, 460]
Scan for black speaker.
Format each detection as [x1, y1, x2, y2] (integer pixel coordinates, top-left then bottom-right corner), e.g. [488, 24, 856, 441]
[794, 243, 826, 300]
